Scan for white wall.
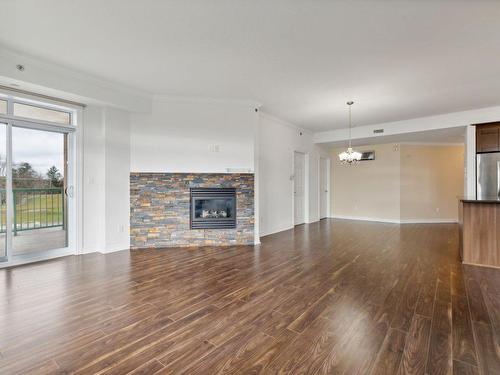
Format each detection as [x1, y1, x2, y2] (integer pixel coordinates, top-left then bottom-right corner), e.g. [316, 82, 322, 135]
[104, 107, 131, 252]
[130, 97, 256, 173]
[3, 47, 340, 252]
[82, 105, 130, 253]
[82, 105, 106, 252]
[400, 144, 464, 222]
[331, 143, 401, 222]
[330, 142, 464, 223]
[258, 113, 329, 236]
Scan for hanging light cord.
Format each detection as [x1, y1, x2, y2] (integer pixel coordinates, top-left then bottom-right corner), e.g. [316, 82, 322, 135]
[348, 103, 352, 148]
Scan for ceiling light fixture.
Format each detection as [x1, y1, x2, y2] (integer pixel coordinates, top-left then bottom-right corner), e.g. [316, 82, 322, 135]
[338, 101, 362, 165]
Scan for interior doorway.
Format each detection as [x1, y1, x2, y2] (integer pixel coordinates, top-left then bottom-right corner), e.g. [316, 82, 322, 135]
[294, 151, 306, 225]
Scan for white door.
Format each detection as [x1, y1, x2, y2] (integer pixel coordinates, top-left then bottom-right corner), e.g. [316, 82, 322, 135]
[294, 152, 305, 225]
[320, 157, 328, 219]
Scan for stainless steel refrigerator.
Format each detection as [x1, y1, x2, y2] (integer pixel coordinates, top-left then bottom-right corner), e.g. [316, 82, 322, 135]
[477, 153, 500, 199]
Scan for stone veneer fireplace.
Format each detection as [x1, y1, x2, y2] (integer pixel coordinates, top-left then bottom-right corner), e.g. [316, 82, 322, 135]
[130, 173, 254, 248]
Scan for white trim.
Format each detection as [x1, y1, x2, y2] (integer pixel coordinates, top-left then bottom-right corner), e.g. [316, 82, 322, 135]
[260, 223, 295, 238]
[399, 218, 458, 224]
[331, 215, 401, 223]
[259, 111, 311, 135]
[102, 242, 130, 254]
[293, 151, 307, 225]
[327, 158, 331, 218]
[304, 153, 310, 224]
[3, 116, 76, 133]
[465, 125, 476, 197]
[314, 105, 500, 144]
[5, 122, 12, 260]
[75, 107, 84, 255]
[0, 85, 85, 108]
[0, 247, 74, 268]
[0, 89, 78, 132]
[258, 215, 457, 240]
[153, 94, 262, 108]
[253, 110, 260, 244]
[331, 215, 457, 224]
[318, 156, 330, 219]
[0, 46, 151, 112]
[398, 141, 464, 146]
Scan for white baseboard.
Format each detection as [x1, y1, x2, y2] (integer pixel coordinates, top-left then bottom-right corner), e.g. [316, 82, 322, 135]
[101, 241, 130, 254]
[399, 218, 458, 224]
[331, 215, 457, 224]
[260, 217, 323, 239]
[331, 215, 401, 224]
[260, 225, 293, 238]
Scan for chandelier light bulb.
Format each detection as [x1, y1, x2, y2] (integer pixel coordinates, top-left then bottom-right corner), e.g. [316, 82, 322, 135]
[338, 101, 362, 166]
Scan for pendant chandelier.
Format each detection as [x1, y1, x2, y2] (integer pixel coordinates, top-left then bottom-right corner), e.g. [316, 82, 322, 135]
[338, 101, 362, 165]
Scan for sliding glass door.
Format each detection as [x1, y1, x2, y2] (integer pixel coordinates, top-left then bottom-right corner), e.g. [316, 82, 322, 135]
[0, 123, 6, 262]
[0, 92, 77, 265]
[11, 126, 68, 257]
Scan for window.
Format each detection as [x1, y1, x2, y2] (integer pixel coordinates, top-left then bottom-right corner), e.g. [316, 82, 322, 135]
[13, 102, 71, 124]
[0, 99, 6, 114]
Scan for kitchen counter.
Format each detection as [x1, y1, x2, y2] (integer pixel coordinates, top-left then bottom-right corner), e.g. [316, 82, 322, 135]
[460, 196, 500, 203]
[459, 199, 500, 268]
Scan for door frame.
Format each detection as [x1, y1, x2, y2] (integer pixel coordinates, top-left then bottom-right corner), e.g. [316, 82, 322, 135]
[292, 151, 309, 226]
[0, 90, 82, 267]
[319, 157, 331, 219]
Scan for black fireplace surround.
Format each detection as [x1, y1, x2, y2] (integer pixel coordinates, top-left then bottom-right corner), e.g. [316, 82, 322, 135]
[190, 188, 237, 229]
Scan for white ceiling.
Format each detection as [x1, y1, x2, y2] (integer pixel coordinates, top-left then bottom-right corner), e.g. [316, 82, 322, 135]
[322, 126, 466, 149]
[1, 0, 500, 131]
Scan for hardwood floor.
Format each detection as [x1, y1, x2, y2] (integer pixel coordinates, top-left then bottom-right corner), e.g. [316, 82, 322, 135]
[1, 219, 499, 374]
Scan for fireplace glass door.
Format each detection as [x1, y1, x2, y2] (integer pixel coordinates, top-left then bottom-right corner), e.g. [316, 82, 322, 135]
[190, 188, 236, 229]
[194, 198, 234, 220]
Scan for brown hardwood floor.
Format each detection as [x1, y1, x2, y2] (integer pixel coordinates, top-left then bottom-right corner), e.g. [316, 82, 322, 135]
[1, 219, 500, 374]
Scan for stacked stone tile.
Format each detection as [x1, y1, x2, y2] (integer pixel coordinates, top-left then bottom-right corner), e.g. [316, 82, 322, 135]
[130, 173, 254, 248]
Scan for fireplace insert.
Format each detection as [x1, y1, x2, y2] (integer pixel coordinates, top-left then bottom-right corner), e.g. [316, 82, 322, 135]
[190, 188, 236, 229]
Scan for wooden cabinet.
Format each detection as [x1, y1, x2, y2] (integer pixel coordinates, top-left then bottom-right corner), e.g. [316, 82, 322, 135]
[459, 200, 500, 268]
[476, 122, 500, 153]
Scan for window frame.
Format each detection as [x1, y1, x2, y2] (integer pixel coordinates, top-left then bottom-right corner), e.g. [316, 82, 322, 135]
[0, 90, 78, 131]
[0, 89, 83, 267]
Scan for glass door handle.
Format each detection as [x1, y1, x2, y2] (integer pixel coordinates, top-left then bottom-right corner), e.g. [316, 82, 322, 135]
[65, 186, 74, 198]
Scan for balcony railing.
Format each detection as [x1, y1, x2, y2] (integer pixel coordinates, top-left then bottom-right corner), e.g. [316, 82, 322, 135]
[0, 188, 65, 234]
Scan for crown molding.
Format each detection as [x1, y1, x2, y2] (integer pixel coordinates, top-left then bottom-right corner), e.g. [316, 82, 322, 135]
[0, 45, 152, 112]
[314, 105, 500, 144]
[399, 141, 464, 147]
[259, 111, 312, 136]
[153, 94, 262, 108]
